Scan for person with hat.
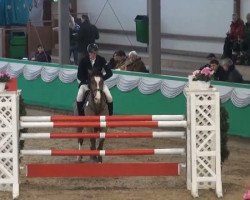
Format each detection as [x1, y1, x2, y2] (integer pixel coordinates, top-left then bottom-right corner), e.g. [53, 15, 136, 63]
[76, 43, 113, 115]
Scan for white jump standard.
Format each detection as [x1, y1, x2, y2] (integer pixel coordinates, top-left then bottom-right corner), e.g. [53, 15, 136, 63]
[0, 88, 223, 199]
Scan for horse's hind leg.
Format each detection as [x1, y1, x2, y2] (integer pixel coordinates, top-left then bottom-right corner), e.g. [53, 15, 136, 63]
[97, 138, 105, 163]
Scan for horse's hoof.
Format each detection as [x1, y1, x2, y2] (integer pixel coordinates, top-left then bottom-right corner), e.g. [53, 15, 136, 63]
[97, 156, 103, 163]
[77, 156, 82, 162]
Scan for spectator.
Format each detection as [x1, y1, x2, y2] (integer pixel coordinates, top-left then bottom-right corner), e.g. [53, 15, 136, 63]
[209, 59, 227, 81]
[107, 50, 127, 70]
[199, 53, 217, 70]
[69, 10, 79, 65]
[222, 14, 245, 59]
[114, 50, 127, 70]
[31, 44, 51, 62]
[107, 52, 117, 70]
[221, 58, 243, 83]
[77, 15, 99, 63]
[242, 13, 250, 65]
[207, 53, 216, 61]
[76, 43, 113, 115]
[126, 51, 148, 72]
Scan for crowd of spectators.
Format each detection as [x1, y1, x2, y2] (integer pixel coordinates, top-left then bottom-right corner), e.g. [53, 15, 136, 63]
[223, 13, 250, 65]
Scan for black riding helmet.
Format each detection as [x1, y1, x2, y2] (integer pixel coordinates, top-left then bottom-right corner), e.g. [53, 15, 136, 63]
[87, 43, 98, 53]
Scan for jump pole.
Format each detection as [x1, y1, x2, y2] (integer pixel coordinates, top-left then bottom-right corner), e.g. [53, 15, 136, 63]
[20, 121, 188, 128]
[20, 131, 186, 139]
[20, 115, 186, 122]
[21, 148, 185, 156]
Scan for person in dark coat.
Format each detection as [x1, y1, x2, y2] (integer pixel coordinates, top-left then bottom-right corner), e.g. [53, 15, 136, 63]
[107, 50, 127, 70]
[209, 59, 227, 81]
[126, 51, 148, 73]
[77, 15, 99, 64]
[31, 44, 51, 62]
[222, 14, 245, 59]
[76, 43, 113, 115]
[221, 58, 243, 83]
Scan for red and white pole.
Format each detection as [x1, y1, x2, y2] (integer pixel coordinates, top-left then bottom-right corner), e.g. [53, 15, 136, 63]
[20, 131, 185, 139]
[20, 121, 187, 128]
[20, 115, 185, 122]
[21, 148, 185, 156]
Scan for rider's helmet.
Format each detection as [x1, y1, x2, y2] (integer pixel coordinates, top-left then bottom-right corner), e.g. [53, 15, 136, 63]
[87, 43, 99, 53]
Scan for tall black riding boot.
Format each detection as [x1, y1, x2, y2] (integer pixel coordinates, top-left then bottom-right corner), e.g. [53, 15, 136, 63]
[107, 101, 113, 116]
[77, 101, 84, 116]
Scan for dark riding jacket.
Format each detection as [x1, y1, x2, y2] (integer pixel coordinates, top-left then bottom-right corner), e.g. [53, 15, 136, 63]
[77, 54, 113, 85]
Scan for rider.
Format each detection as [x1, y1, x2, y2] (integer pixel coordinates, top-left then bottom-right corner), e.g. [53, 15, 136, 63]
[76, 43, 113, 115]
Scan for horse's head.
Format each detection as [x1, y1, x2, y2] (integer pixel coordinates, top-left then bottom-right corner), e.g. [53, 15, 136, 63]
[89, 71, 104, 104]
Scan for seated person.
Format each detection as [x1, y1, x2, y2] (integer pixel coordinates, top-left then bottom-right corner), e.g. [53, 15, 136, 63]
[200, 53, 217, 70]
[114, 50, 127, 70]
[107, 50, 127, 70]
[220, 58, 243, 83]
[31, 44, 51, 62]
[209, 59, 227, 81]
[126, 51, 148, 72]
[207, 53, 216, 61]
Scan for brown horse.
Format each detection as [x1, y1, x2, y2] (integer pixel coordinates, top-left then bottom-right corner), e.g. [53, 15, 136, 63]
[77, 72, 109, 163]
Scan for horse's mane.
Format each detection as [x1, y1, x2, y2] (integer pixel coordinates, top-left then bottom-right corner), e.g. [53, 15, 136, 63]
[89, 70, 103, 79]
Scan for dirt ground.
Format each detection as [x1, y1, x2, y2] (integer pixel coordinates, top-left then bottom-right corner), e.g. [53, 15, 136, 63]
[1, 107, 250, 200]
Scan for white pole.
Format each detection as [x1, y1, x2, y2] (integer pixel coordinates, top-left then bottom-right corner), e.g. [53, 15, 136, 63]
[152, 131, 185, 138]
[20, 122, 54, 128]
[21, 150, 52, 156]
[20, 116, 51, 122]
[152, 115, 185, 121]
[154, 148, 185, 155]
[158, 121, 187, 128]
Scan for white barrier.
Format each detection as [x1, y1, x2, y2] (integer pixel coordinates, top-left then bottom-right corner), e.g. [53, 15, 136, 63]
[0, 87, 223, 199]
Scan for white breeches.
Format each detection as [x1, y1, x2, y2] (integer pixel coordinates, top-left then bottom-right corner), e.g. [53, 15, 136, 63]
[76, 84, 113, 103]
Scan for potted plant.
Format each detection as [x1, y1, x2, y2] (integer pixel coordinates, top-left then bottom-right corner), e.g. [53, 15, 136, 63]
[0, 72, 11, 92]
[188, 67, 214, 90]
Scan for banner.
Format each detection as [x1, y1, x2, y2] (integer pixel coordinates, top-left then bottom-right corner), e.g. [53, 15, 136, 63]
[0, 0, 31, 26]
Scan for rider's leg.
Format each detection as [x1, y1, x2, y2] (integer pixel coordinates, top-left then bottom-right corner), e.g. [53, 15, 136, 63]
[103, 84, 113, 115]
[76, 84, 88, 115]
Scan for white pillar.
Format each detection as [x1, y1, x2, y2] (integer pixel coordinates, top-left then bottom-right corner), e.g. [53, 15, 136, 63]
[186, 84, 223, 198]
[0, 92, 20, 199]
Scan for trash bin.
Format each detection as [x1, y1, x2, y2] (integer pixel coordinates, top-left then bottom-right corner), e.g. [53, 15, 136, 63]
[135, 15, 149, 44]
[9, 32, 27, 59]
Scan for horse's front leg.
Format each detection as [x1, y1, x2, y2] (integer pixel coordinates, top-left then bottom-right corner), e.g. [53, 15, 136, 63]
[97, 138, 105, 163]
[90, 138, 97, 162]
[97, 128, 106, 163]
[77, 128, 83, 162]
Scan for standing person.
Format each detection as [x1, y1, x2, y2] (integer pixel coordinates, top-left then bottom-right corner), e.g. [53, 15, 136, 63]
[76, 43, 113, 115]
[77, 15, 99, 64]
[221, 58, 243, 83]
[242, 13, 250, 65]
[69, 9, 79, 65]
[222, 14, 245, 59]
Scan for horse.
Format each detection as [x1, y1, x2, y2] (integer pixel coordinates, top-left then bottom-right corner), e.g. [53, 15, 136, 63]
[77, 71, 109, 163]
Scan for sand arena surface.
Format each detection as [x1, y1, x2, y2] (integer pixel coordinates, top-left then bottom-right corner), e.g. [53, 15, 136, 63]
[1, 107, 250, 200]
